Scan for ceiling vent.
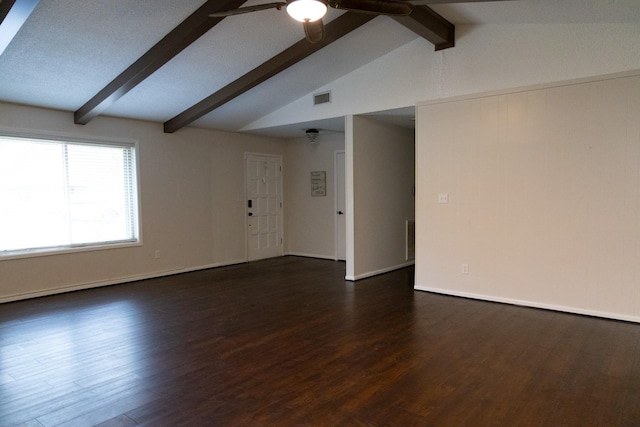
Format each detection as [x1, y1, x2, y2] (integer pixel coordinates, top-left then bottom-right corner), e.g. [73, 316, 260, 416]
[313, 91, 331, 105]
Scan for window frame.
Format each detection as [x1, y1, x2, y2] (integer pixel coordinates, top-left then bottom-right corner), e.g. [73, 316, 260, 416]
[0, 129, 143, 260]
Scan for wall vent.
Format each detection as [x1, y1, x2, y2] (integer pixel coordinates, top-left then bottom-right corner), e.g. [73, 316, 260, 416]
[314, 91, 331, 105]
[406, 219, 415, 261]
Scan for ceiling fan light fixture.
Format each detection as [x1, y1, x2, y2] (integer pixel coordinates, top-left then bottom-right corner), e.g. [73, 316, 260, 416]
[286, 0, 327, 22]
[305, 128, 320, 143]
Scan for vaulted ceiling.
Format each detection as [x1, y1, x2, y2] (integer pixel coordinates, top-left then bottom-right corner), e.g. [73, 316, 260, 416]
[1, 0, 639, 138]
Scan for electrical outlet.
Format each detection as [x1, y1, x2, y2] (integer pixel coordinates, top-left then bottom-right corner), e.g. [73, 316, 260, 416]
[438, 193, 449, 204]
[461, 264, 469, 275]
[155, 250, 161, 259]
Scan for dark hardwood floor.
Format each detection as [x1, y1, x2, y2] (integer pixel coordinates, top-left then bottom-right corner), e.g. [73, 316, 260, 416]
[1, 256, 639, 426]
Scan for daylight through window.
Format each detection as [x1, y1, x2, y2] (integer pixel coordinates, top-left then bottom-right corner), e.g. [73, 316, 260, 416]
[0, 134, 139, 256]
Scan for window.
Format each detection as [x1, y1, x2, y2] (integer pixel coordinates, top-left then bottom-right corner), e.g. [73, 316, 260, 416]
[0, 134, 139, 257]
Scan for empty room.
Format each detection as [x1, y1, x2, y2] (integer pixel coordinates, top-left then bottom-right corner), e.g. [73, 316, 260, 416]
[1, 0, 640, 425]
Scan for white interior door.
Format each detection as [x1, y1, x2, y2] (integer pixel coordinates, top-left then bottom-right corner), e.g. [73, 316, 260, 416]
[246, 153, 283, 261]
[335, 151, 346, 261]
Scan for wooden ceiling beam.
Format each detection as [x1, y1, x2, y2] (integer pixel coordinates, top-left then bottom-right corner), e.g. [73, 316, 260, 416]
[393, 5, 454, 51]
[0, 0, 40, 56]
[73, 0, 248, 126]
[164, 12, 374, 134]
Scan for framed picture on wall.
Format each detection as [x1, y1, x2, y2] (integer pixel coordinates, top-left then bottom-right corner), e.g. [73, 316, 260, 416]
[310, 171, 326, 197]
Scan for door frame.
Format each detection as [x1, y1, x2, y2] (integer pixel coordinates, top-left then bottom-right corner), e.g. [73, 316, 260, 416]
[244, 152, 284, 262]
[334, 150, 346, 261]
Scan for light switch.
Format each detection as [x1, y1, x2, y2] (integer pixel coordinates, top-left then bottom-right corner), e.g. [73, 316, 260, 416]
[438, 193, 449, 204]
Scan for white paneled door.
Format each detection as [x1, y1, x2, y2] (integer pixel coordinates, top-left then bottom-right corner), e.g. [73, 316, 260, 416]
[246, 153, 283, 261]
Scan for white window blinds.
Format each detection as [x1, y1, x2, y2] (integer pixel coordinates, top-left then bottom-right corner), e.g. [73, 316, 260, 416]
[0, 135, 139, 255]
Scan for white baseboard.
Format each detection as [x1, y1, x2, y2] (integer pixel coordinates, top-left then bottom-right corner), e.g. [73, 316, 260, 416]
[414, 285, 640, 324]
[0, 259, 248, 304]
[345, 261, 415, 281]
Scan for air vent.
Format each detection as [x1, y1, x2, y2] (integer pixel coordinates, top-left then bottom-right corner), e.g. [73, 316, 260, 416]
[314, 91, 331, 105]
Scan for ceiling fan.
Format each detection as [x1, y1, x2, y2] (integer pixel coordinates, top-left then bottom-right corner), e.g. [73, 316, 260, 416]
[211, 0, 404, 44]
[210, 0, 501, 44]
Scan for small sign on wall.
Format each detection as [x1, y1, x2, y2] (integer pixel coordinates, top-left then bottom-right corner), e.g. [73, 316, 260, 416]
[310, 171, 326, 197]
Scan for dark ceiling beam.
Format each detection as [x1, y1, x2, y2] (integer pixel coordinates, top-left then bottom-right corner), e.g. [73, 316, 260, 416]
[164, 12, 374, 134]
[0, 0, 40, 56]
[73, 0, 248, 126]
[393, 5, 454, 51]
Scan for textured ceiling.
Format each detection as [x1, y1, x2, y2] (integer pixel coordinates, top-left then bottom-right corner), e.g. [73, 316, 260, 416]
[1, 0, 639, 138]
[0, 0, 204, 111]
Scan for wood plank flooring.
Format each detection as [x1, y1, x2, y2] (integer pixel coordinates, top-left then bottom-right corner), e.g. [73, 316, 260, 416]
[1, 256, 639, 426]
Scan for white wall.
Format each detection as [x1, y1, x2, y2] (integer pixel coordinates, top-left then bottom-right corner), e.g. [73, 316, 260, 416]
[416, 71, 640, 322]
[347, 116, 415, 280]
[284, 132, 345, 259]
[0, 102, 286, 302]
[246, 22, 640, 131]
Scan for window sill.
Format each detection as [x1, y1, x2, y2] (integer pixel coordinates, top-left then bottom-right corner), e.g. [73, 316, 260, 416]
[0, 240, 142, 261]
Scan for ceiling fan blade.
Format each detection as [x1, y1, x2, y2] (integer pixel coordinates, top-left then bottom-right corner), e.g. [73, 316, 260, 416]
[303, 18, 326, 43]
[407, 0, 509, 4]
[209, 2, 287, 17]
[329, 0, 414, 16]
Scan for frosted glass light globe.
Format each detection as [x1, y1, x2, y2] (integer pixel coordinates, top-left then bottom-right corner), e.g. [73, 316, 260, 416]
[286, 0, 327, 22]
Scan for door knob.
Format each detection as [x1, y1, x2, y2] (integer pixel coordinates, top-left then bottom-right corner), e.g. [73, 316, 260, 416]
[337, 211, 344, 215]
[248, 212, 253, 216]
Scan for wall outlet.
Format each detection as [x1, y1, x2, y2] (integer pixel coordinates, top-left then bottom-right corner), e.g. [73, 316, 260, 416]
[155, 250, 161, 259]
[461, 263, 469, 275]
[438, 193, 449, 204]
